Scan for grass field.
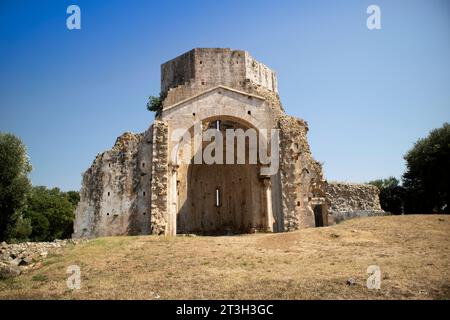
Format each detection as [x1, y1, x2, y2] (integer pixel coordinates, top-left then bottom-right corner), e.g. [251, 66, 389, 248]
[0, 215, 449, 299]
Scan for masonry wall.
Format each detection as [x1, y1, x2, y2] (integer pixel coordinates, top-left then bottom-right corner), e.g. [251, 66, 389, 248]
[278, 115, 328, 230]
[326, 182, 384, 224]
[161, 48, 278, 107]
[244, 51, 278, 93]
[73, 130, 153, 238]
[149, 120, 170, 235]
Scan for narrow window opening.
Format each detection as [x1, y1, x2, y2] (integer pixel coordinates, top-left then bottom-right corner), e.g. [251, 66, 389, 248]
[107, 192, 110, 196]
[215, 188, 221, 207]
[247, 110, 251, 115]
[108, 163, 111, 168]
[192, 112, 196, 116]
[297, 201, 300, 207]
[201, 81, 205, 85]
[143, 212, 146, 216]
[143, 191, 146, 196]
[199, 61, 203, 64]
[107, 212, 110, 216]
[142, 162, 145, 168]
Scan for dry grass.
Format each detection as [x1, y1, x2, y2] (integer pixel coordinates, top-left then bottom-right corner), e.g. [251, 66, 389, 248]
[0, 215, 449, 300]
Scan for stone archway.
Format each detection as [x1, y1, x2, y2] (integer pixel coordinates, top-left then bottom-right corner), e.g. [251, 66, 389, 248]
[174, 117, 270, 235]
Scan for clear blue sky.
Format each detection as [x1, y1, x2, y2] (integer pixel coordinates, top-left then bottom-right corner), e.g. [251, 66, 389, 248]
[0, 0, 449, 191]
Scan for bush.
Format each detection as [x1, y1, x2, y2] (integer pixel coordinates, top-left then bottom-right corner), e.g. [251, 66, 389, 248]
[22, 187, 78, 241]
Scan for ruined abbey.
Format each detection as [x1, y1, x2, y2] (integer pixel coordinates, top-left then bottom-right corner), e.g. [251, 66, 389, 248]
[73, 48, 383, 238]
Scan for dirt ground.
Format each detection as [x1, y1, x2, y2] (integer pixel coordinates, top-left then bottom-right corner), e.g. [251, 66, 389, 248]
[0, 214, 449, 299]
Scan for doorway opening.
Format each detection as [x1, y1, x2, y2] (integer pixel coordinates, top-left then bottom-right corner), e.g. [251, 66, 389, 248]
[314, 205, 324, 227]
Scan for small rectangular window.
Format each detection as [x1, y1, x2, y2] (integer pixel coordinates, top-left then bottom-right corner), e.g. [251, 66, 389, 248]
[215, 188, 221, 207]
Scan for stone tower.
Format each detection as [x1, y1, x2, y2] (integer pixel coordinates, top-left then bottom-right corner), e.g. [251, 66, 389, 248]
[73, 48, 382, 238]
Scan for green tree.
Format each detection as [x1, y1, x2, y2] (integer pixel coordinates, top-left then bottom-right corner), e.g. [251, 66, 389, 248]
[65, 190, 80, 207]
[146, 92, 166, 118]
[0, 133, 32, 241]
[369, 177, 405, 214]
[11, 215, 32, 241]
[402, 123, 450, 213]
[23, 186, 76, 241]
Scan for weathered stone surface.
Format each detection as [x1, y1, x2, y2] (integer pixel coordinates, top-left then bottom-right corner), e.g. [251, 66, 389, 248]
[161, 48, 278, 107]
[278, 115, 328, 230]
[326, 182, 385, 224]
[0, 265, 21, 279]
[346, 278, 357, 286]
[326, 182, 382, 212]
[73, 130, 153, 238]
[150, 120, 169, 235]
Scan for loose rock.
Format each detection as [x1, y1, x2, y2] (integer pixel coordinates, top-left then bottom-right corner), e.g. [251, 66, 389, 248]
[0, 239, 88, 279]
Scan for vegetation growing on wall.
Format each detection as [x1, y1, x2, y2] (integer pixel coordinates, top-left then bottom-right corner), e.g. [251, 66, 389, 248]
[146, 92, 166, 118]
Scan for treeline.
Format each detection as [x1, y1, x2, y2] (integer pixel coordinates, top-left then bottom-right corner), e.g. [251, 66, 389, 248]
[0, 133, 79, 242]
[369, 123, 449, 214]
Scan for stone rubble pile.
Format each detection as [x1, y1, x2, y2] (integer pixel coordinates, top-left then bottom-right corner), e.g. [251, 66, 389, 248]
[0, 239, 86, 279]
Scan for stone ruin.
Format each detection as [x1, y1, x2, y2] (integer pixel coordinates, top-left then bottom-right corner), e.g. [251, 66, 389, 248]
[73, 48, 383, 238]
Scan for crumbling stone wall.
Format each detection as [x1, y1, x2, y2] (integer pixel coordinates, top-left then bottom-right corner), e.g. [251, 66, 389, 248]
[278, 115, 327, 230]
[326, 182, 384, 224]
[73, 130, 153, 238]
[239, 76, 327, 230]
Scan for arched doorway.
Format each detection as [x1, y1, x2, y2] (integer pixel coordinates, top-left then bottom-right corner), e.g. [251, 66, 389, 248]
[175, 117, 269, 235]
